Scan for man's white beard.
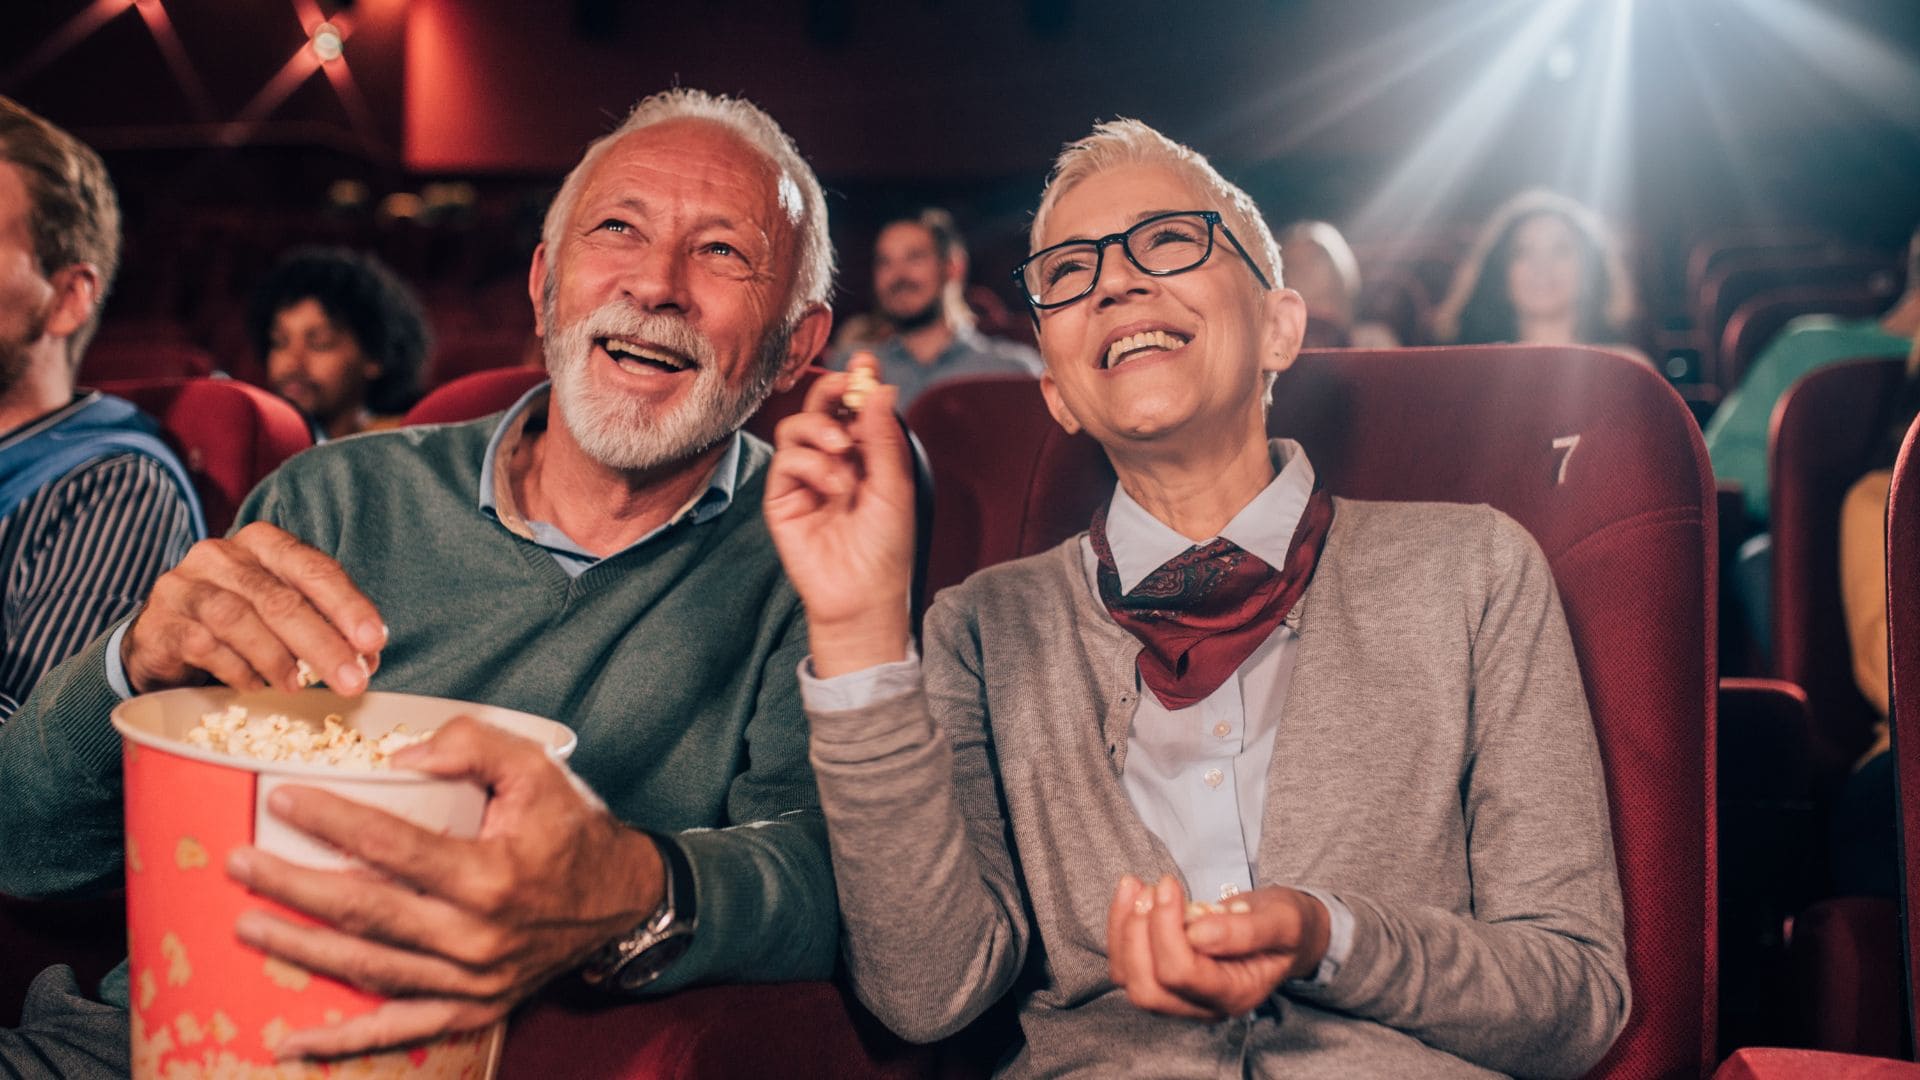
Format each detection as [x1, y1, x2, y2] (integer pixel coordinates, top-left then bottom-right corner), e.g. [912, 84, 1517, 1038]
[542, 297, 786, 472]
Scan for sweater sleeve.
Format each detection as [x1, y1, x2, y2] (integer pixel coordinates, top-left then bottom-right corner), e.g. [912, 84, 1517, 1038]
[648, 600, 841, 992]
[0, 626, 137, 898]
[1285, 509, 1631, 1078]
[805, 595, 1030, 1043]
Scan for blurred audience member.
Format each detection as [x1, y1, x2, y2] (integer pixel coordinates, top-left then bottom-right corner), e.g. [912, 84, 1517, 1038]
[1832, 334, 1920, 898]
[1278, 220, 1400, 350]
[0, 96, 201, 722]
[1434, 190, 1647, 363]
[1707, 226, 1920, 526]
[251, 246, 430, 441]
[834, 208, 1039, 408]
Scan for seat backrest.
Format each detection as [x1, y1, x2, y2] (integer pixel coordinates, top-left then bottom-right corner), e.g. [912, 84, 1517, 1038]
[742, 369, 821, 444]
[1696, 254, 1902, 385]
[908, 345, 1716, 1079]
[1770, 357, 1906, 783]
[424, 334, 538, 391]
[1718, 285, 1900, 393]
[404, 367, 547, 426]
[90, 377, 313, 535]
[1880, 412, 1920, 1048]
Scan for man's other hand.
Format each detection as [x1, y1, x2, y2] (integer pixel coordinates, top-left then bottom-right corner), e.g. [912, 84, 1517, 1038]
[223, 717, 665, 1060]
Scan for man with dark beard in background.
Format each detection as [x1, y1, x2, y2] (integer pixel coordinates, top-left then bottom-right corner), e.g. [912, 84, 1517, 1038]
[836, 207, 1039, 408]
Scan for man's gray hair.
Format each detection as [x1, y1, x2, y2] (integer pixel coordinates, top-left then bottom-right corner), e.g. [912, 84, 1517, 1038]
[541, 88, 834, 323]
[1030, 118, 1282, 290]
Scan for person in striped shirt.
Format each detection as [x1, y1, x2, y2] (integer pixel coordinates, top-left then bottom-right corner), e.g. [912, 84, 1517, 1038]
[0, 97, 201, 721]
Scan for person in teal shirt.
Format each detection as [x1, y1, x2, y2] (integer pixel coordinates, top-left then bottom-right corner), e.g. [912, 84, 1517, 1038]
[1705, 229, 1920, 527]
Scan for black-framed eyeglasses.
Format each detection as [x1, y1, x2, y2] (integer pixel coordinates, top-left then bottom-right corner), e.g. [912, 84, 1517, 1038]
[1011, 210, 1274, 310]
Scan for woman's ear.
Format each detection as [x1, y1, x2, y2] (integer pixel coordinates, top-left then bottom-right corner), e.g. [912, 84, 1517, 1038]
[1260, 287, 1309, 375]
[1038, 371, 1083, 435]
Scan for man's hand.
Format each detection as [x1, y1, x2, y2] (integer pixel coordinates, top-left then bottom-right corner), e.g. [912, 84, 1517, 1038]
[1106, 875, 1330, 1021]
[224, 717, 664, 1060]
[763, 354, 917, 677]
[122, 522, 387, 695]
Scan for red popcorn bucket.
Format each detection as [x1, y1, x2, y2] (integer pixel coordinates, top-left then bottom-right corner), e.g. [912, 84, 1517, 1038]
[112, 687, 576, 1079]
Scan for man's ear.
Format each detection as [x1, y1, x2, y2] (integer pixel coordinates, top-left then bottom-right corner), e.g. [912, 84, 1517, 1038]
[1038, 370, 1083, 435]
[1259, 287, 1309, 376]
[528, 243, 551, 337]
[773, 303, 833, 392]
[42, 264, 100, 341]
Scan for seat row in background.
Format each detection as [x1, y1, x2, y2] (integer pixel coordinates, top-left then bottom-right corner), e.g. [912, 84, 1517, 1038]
[0, 344, 1909, 1077]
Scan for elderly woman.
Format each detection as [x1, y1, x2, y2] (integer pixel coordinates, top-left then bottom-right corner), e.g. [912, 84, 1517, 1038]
[1433, 189, 1648, 364]
[766, 122, 1628, 1077]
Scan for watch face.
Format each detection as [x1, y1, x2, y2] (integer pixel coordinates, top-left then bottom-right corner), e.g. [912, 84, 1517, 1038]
[616, 933, 695, 991]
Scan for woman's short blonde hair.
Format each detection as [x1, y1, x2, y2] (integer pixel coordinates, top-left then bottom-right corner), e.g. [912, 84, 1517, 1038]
[1030, 118, 1282, 290]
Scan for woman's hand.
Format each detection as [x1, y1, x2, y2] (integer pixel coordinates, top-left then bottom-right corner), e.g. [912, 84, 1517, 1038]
[764, 355, 917, 676]
[1107, 876, 1330, 1020]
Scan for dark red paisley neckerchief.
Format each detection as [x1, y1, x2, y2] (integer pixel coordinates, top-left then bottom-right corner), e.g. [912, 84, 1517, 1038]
[1089, 488, 1335, 710]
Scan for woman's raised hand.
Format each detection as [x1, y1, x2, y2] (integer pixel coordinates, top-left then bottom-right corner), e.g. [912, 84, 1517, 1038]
[763, 354, 917, 676]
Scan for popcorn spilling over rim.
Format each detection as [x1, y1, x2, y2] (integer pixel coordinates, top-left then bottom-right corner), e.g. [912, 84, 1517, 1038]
[184, 706, 426, 769]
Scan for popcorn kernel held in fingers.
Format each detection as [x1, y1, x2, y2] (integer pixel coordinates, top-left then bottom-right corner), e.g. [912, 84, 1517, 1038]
[1185, 900, 1230, 923]
[842, 366, 878, 412]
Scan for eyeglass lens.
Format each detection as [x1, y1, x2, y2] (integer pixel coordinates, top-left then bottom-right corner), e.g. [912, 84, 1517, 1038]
[1024, 212, 1215, 306]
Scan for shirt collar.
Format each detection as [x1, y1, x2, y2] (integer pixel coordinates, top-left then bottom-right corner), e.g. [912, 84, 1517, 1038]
[477, 381, 744, 558]
[0, 392, 99, 450]
[1103, 438, 1316, 593]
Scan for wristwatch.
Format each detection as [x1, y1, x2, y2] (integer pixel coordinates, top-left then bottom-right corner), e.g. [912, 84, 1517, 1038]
[580, 830, 699, 991]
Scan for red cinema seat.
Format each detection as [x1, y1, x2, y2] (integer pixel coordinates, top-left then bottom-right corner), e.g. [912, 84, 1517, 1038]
[1685, 229, 1836, 303]
[425, 333, 539, 390]
[1696, 252, 1902, 389]
[404, 367, 547, 426]
[742, 368, 821, 444]
[1884, 407, 1920, 1052]
[1769, 357, 1906, 785]
[910, 345, 1716, 1079]
[1712, 408, 1920, 1080]
[1717, 678, 1822, 1053]
[1713, 1048, 1920, 1079]
[91, 377, 314, 536]
[1718, 285, 1900, 392]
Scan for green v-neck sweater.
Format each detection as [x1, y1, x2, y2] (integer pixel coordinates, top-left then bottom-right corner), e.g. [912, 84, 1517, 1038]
[0, 415, 835, 1002]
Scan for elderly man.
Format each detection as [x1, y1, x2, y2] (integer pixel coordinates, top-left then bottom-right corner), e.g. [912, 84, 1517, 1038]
[0, 98, 202, 725]
[768, 119, 1627, 1077]
[837, 208, 1039, 408]
[0, 88, 836, 1074]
